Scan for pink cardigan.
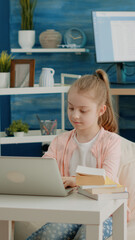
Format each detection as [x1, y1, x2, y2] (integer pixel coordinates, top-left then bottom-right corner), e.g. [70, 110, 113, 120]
[43, 127, 121, 183]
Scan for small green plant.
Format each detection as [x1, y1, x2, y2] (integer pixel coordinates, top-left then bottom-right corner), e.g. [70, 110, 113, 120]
[20, 0, 37, 30]
[7, 120, 29, 135]
[0, 51, 12, 72]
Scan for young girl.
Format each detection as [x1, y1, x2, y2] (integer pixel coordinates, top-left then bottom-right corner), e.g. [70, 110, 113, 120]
[27, 69, 121, 240]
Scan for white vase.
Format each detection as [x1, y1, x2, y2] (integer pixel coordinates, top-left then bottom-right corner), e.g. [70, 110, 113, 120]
[18, 30, 35, 49]
[0, 72, 10, 88]
[39, 68, 55, 87]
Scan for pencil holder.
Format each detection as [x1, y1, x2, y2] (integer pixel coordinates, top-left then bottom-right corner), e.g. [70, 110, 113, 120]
[40, 120, 57, 135]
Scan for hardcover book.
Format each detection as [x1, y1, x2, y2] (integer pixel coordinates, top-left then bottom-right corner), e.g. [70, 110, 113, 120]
[76, 166, 118, 186]
[78, 184, 126, 194]
[78, 187, 128, 200]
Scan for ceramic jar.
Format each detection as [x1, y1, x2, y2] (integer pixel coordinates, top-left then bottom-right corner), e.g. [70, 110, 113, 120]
[39, 29, 62, 48]
[39, 68, 55, 87]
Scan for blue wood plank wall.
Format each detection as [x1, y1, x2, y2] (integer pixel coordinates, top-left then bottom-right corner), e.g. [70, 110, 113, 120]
[0, 0, 10, 131]
[5, 0, 135, 155]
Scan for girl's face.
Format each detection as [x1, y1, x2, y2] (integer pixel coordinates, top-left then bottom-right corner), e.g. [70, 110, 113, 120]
[68, 88, 106, 135]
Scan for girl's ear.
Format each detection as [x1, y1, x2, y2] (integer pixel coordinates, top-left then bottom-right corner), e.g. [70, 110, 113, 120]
[98, 104, 106, 117]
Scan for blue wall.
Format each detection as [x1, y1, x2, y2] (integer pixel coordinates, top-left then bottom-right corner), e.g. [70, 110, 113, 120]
[0, 0, 9, 53]
[1, 0, 135, 156]
[0, 0, 11, 133]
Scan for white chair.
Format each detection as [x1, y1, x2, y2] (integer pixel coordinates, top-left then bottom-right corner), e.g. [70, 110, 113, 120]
[108, 136, 135, 240]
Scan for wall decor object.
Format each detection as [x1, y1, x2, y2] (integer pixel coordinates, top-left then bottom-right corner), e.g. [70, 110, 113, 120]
[10, 59, 35, 88]
[18, 0, 37, 48]
[64, 27, 87, 48]
[39, 29, 62, 48]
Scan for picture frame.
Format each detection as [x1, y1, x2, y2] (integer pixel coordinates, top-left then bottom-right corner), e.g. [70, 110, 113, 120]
[10, 59, 35, 88]
[60, 73, 81, 130]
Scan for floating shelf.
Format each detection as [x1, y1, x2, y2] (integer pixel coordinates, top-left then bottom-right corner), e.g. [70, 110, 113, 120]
[0, 130, 65, 144]
[0, 84, 70, 95]
[11, 48, 90, 54]
[0, 85, 135, 96]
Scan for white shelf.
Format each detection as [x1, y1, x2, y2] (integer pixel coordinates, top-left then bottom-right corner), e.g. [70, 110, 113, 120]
[1, 85, 134, 96]
[0, 84, 70, 95]
[11, 48, 90, 54]
[0, 130, 64, 144]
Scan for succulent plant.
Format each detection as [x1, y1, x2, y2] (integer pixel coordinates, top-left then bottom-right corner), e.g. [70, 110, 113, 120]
[0, 51, 12, 72]
[6, 120, 29, 135]
[20, 0, 37, 30]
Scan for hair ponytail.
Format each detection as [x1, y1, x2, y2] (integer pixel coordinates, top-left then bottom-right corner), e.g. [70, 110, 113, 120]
[95, 69, 118, 133]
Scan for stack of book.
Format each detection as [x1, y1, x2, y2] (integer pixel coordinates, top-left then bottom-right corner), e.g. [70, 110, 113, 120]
[76, 166, 128, 200]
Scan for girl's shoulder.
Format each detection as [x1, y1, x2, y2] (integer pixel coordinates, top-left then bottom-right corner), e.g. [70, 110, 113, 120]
[92, 128, 121, 154]
[98, 127, 121, 143]
[54, 129, 75, 142]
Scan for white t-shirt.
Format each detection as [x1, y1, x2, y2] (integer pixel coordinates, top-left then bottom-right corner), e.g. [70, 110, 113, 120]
[69, 132, 99, 176]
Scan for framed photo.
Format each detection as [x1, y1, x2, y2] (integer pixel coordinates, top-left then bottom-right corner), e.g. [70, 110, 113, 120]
[10, 59, 35, 88]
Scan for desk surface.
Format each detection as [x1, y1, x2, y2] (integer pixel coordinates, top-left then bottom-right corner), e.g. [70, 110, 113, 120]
[0, 192, 126, 224]
[111, 88, 135, 95]
[110, 83, 135, 95]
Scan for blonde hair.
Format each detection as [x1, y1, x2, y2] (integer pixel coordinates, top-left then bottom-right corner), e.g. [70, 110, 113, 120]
[68, 69, 118, 133]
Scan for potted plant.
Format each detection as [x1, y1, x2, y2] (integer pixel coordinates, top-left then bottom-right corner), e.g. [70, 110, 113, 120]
[18, 0, 37, 49]
[0, 51, 12, 88]
[6, 120, 29, 137]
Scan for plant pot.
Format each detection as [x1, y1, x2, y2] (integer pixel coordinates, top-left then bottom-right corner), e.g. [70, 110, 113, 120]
[5, 128, 14, 137]
[14, 132, 24, 137]
[18, 30, 35, 49]
[0, 72, 10, 88]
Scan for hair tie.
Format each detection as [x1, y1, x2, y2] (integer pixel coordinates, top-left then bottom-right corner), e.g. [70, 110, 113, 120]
[94, 72, 103, 81]
[94, 72, 99, 78]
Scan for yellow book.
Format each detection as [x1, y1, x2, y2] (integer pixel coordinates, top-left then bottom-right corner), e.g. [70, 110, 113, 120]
[76, 174, 105, 185]
[105, 175, 117, 185]
[76, 166, 117, 186]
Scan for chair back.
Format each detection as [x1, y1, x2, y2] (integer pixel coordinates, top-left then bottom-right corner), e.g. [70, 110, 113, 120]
[118, 136, 135, 221]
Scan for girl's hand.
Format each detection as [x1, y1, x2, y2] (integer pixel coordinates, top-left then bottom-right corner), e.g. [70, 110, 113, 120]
[62, 177, 76, 188]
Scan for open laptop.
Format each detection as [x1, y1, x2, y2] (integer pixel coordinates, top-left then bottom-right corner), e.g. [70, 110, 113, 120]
[0, 156, 73, 197]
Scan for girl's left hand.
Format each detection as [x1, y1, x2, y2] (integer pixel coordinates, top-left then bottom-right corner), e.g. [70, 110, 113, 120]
[62, 177, 76, 188]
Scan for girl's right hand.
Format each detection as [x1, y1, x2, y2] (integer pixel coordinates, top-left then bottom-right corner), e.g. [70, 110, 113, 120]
[62, 177, 76, 188]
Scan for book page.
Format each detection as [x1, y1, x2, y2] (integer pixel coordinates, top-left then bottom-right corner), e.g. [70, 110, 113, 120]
[76, 165, 105, 176]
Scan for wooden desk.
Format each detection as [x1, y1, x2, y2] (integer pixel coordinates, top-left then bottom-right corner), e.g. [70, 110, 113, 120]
[0, 192, 127, 240]
[110, 87, 135, 126]
[111, 88, 135, 95]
